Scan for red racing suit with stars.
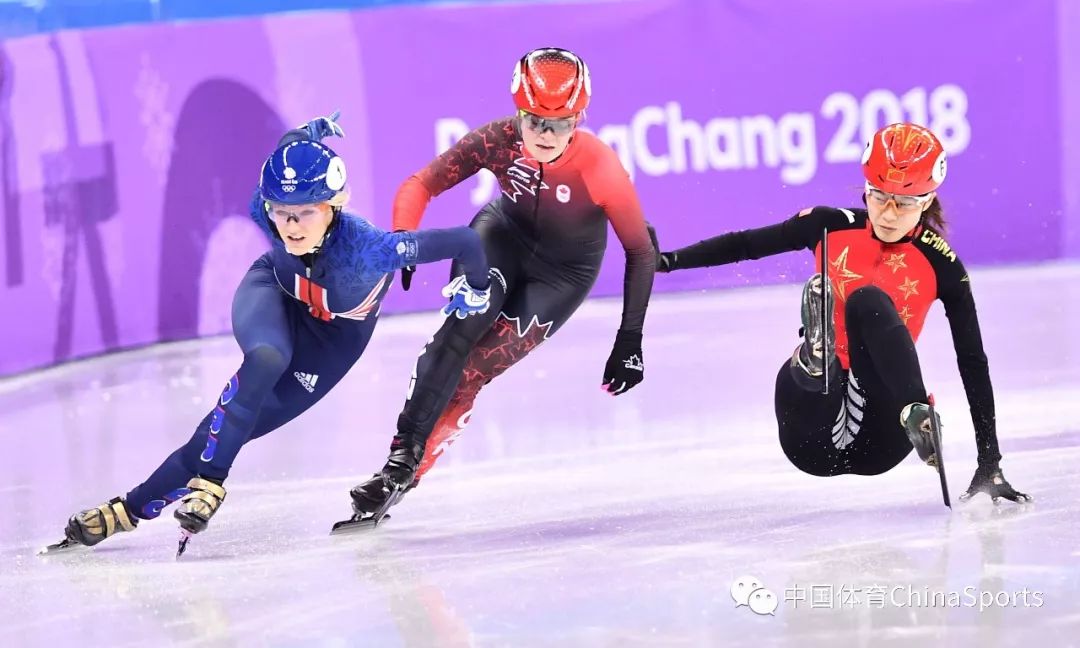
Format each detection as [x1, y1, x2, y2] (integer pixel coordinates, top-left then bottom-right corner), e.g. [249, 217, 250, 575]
[665, 206, 1001, 469]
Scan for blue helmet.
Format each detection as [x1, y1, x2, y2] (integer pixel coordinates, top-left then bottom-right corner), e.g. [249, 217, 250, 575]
[259, 140, 347, 205]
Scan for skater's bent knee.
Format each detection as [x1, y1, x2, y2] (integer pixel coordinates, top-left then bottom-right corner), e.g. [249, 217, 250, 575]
[444, 328, 479, 358]
[846, 286, 894, 317]
[244, 344, 291, 377]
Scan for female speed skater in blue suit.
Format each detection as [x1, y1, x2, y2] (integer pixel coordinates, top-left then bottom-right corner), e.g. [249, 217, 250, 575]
[43, 113, 494, 555]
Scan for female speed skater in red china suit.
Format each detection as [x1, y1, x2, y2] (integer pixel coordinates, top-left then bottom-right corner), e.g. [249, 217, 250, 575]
[657, 123, 1029, 506]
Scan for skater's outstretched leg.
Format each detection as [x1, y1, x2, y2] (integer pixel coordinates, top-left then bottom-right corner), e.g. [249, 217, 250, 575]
[340, 267, 595, 532]
[414, 312, 549, 481]
[45, 261, 291, 553]
[40, 497, 140, 554]
[339, 309, 552, 531]
[122, 342, 290, 522]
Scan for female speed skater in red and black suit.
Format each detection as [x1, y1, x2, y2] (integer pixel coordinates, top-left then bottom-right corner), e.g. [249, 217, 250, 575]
[657, 123, 1030, 505]
[43, 113, 494, 555]
[339, 48, 657, 528]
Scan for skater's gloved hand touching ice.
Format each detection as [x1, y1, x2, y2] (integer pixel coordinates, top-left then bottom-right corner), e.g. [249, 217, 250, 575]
[959, 464, 1031, 504]
[602, 330, 644, 396]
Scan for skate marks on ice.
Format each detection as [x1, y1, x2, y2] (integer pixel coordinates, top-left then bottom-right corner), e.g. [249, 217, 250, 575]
[3, 263, 1080, 645]
[11, 437, 1078, 647]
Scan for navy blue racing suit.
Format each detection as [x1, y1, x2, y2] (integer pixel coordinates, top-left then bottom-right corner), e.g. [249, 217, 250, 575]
[125, 168, 488, 519]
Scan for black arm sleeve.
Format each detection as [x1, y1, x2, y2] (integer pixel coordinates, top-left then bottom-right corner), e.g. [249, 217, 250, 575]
[665, 207, 853, 269]
[940, 266, 1001, 466]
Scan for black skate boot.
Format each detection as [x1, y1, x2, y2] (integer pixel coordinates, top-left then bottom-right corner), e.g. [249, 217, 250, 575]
[173, 477, 226, 558]
[331, 439, 423, 534]
[40, 497, 139, 555]
[790, 273, 837, 388]
[901, 399, 951, 507]
[900, 402, 943, 467]
[380, 438, 424, 491]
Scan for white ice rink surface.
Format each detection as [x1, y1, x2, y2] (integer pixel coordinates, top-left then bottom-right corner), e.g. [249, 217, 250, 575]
[2, 262, 1079, 647]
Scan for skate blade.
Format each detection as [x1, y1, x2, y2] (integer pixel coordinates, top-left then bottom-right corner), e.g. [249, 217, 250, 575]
[38, 538, 86, 556]
[928, 398, 951, 508]
[176, 529, 193, 560]
[330, 513, 391, 536]
[330, 488, 404, 535]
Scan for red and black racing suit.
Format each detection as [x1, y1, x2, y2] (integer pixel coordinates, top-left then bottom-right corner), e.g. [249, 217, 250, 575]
[392, 117, 656, 479]
[664, 206, 1001, 476]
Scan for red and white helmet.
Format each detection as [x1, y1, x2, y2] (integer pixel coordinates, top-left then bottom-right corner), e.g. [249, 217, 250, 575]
[862, 123, 948, 195]
[511, 47, 591, 118]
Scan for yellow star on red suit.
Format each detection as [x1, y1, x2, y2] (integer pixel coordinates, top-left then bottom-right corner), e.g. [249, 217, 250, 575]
[898, 305, 914, 325]
[898, 276, 920, 300]
[829, 246, 864, 301]
[884, 253, 907, 274]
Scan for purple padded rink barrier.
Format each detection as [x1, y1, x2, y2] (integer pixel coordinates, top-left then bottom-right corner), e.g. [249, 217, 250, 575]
[0, 0, 1074, 376]
[2, 4, 1080, 645]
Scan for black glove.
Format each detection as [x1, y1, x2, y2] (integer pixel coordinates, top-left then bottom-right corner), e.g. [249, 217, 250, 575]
[958, 463, 1032, 504]
[602, 329, 644, 396]
[391, 228, 416, 291]
[400, 265, 415, 291]
[657, 251, 677, 272]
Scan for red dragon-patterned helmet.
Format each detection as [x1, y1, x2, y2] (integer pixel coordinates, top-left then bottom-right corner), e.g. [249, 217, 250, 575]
[862, 123, 948, 195]
[511, 47, 591, 118]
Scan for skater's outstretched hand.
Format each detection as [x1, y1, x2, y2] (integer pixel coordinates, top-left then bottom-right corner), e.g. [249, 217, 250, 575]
[602, 329, 644, 396]
[959, 464, 1032, 504]
[441, 275, 491, 319]
[391, 227, 416, 291]
[657, 251, 676, 273]
[300, 110, 346, 142]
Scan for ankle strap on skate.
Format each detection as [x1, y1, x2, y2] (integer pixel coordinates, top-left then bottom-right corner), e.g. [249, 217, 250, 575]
[180, 478, 227, 514]
[92, 497, 137, 537]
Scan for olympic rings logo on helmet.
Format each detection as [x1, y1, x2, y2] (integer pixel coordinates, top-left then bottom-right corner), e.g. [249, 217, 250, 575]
[259, 140, 347, 205]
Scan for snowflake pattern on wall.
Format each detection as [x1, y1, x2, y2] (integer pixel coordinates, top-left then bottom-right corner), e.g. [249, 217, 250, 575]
[134, 53, 174, 187]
